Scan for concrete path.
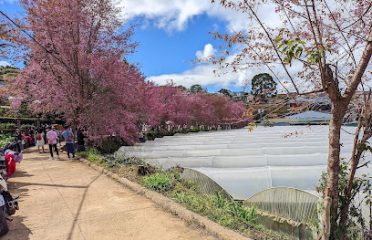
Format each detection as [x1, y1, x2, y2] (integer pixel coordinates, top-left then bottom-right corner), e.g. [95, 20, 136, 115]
[4, 148, 216, 240]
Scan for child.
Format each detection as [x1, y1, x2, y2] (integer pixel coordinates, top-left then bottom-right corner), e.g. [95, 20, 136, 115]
[36, 129, 46, 153]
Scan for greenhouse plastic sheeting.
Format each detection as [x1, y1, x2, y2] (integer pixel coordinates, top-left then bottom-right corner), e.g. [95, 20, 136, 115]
[181, 168, 232, 199]
[116, 125, 372, 200]
[190, 166, 326, 200]
[244, 187, 319, 223]
[286, 111, 331, 121]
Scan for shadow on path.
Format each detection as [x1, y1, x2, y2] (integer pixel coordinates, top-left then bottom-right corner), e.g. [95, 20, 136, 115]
[2, 216, 32, 240]
[66, 173, 102, 240]
[9, 181, 88, 189]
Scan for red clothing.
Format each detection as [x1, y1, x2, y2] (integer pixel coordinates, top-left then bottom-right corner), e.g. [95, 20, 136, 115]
[5, 152, 16, 177]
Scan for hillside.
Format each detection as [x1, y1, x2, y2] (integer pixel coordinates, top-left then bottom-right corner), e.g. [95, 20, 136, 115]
[0, 65, 20, 83]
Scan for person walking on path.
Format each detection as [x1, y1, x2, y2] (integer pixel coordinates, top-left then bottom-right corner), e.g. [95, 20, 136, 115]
[36, 129, 46, 153]
[46, 126, 59, 160]
[62, 126, 75, 159]
[76, 128, 86, 152]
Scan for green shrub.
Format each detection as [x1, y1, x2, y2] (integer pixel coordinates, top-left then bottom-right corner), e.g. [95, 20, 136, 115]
[189, 128, 200, 133]
[79, 148, 103, 163]
[105, 155, 143, 168]
[173, 190, 257, 230]
[0, 123, 16, 130]
[98, 137, 124, 154]
[146, 131, 156, 141]
[143, 173, 174, 192]
[20, 124, 34, 130]
[87, 149, 101, 162]
[0, 134, 13, 148]
[262, 118, 273, 127]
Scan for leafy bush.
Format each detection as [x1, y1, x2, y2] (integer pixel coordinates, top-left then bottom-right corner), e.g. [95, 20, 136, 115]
[143, 173, 174, 192]
[262, 118, 273, 127]
[98, 137, 125, 154]
[0, 123, 16, 130]
[0, 135, 13, 148]
[105, 155, 143, 168]
[317, 161, 371, 239]
[79, 148, 103, 163]
[189, 128, 201, 133]
[20, 124, 34, 130]
[146, 132, 156, 141]
[174, 190, 257, 229]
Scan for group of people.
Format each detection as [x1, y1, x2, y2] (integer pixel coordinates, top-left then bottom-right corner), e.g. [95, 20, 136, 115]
[36, 125, 85, 160]
[15, 125, 86, 160]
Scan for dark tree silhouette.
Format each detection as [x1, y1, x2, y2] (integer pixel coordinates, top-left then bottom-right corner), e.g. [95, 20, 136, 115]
[251, 73, 277, 102]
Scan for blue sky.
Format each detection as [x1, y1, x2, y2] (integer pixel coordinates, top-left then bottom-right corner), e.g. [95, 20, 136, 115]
[0, 0, 265, 92]
[128, 14, 223, 76]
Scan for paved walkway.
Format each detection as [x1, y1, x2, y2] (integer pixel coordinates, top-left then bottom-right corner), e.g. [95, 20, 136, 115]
[4, 148, 216, 240]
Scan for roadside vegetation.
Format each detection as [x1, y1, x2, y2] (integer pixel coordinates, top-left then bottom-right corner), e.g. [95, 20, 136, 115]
[0, 134, 12, 148]
[78, 147, 290, 240]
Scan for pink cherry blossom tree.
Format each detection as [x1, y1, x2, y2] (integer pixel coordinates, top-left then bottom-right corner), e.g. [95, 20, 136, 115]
[11, 0, 145, 143]
[142, 84, 246, 128]
[8, 0, 247, 145]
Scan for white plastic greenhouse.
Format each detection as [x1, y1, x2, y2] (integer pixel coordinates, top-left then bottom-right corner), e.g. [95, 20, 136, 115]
[115, 125, 372, 224]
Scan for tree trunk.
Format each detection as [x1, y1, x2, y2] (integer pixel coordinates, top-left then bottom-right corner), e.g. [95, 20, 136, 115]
[338, 122, 362, 235]
[320, 103, 347, 240]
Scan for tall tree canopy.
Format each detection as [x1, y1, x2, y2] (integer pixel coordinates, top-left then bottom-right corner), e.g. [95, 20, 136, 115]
[251, 73, 277, 102]
[12, 0, 144, 143]
[189, 84, 204, 93]
[218, 88, 233, 98]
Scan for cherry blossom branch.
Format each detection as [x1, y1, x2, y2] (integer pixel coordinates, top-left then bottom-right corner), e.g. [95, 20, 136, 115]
[243, 0, 300, 94]
[343, 31, 372, 102]
[0, 10, 78, 81]
[324, 0, 357, 67]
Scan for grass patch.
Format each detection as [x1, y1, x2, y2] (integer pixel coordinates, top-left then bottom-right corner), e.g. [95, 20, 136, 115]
[78, 148, 104, 164]
[173, 191, 256, 230]
[143, 173, 174, 192]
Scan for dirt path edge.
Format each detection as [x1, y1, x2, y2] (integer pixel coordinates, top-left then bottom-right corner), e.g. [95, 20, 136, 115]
[78, 159, 250, 240]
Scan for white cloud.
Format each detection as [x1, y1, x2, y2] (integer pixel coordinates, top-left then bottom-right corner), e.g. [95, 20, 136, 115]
[148, 45, 267, 89]
[147, 44, 317, 93]
[196, 43, 216, 59]
[117, 0, 281, 32]
[117, 0, 211, 31]
[147, 61, 316, 93]
[148, 64, 240, 89]
[117, 1, 323, 92]
[0, 61, 10, 66]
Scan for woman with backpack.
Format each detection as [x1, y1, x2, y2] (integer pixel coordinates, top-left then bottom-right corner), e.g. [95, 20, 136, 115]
[36, 129, 45, 153]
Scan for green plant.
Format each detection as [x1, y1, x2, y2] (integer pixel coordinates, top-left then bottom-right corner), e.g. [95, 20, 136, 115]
[0, 134, 13, 148]
[98, 137, 125, 154]
[79, 148, 103, 163]
[173, 190, 259, 232]
[317, 161, 371, 239]
[20, 124, 34, 130]
[143, 173, 174, 192]
[0, 123, 16, 130]
[262, 118, 273, 127]
[105, 155, 143, 168]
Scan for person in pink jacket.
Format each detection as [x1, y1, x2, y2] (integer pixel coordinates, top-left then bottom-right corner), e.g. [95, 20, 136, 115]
[46, 126, 59, 160]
